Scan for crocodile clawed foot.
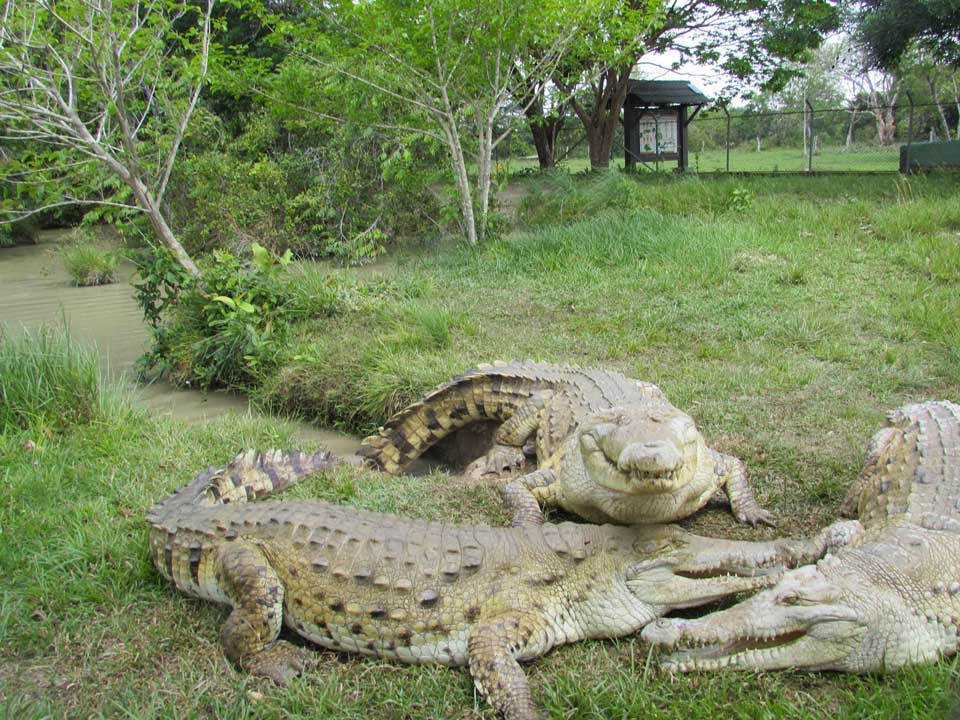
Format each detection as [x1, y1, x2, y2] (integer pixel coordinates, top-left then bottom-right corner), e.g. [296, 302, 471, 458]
[244, 640, 316, 686]
[736, 506, 777, 528]
[464, 444, 527, 483]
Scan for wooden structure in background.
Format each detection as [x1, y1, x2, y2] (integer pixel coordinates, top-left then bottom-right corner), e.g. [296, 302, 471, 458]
[623, 81, 709, 172]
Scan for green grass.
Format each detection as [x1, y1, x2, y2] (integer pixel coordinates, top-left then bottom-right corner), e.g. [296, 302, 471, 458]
[60, 240, 119, 286]
[0, 325, 129, 432]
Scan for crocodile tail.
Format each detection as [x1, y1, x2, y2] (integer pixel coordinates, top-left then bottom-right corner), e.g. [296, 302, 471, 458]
[357, 363, 536, 473]
[148, 449, 338, 525]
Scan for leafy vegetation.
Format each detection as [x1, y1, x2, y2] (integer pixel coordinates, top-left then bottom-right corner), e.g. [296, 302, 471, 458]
[59, 235, 120, 286]
[133, 242, 297, 390]
[0, 325, 129, 432]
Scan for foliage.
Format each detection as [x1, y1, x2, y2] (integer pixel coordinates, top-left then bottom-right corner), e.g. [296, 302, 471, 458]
[726, 186, 754, 212]
[855, 0, 960, 68]
[0, 325, 130, 432]
[279, 0, 602, 244]
[165, 76, 441, 263]
[59, 235, 120, 287]
[0, 0, 219, 273]
[134, 242, 295, 390]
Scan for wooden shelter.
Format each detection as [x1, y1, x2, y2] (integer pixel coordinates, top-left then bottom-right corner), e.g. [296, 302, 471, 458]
[623, 81, 709, 172]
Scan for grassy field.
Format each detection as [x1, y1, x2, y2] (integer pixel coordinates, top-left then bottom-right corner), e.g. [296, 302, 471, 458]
[3, 172, 960, 717]
[507, 145, 901, 174]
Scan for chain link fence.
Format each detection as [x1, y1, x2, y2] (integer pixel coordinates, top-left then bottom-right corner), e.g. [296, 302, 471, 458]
[685, 99, 953, 173]
[499, 98, 957, 174]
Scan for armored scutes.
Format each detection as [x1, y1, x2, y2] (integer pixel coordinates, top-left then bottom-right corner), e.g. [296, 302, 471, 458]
[358, 361, 774, 527]
[643, 400, 960, 674]
[148, 450, 850, 719]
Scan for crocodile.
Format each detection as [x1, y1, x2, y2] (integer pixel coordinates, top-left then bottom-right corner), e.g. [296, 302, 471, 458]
[642, 400, 960, 674]
[148, 449, 855, 719]
[358, 360, 774, 527]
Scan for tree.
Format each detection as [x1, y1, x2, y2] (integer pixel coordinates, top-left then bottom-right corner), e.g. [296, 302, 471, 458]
[835, 40, 902, 145]
[288, 0, 589, 244]
[854, 0, 960, 69]
[0, 0, 218, 274]
[551, 0, 841, 169]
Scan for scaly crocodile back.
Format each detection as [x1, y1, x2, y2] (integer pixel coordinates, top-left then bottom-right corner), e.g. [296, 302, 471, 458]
[842, 401, 960, 532]
[357, 360, 665, 473]
[147, 449, 338, 528]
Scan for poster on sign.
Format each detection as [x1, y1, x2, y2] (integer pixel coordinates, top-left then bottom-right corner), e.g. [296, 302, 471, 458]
[639, 112, 678, 153]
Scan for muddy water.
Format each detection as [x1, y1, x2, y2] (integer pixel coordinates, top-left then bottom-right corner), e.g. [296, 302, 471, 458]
[0, 232, 359, 452]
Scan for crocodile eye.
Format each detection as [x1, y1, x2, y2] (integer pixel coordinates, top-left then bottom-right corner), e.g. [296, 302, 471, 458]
[778, 590, 800, 605]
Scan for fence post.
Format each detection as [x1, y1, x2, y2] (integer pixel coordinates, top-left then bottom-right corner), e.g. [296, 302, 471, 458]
[905, 91, 915, 174]
[723, 104, 730, 173]
[805, 100, 814, 173]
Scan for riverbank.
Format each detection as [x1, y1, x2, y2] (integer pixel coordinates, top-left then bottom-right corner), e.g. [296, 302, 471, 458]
[0, 231, 358, 449]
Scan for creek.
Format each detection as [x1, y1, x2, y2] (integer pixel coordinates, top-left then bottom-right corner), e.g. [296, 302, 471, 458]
[0, 231, 360, 453]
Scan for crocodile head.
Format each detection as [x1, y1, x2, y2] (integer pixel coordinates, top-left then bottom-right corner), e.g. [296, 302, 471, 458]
[641, 548, 941, 673]
[578, 405, 707, 496]
[622, 525, 787, 611]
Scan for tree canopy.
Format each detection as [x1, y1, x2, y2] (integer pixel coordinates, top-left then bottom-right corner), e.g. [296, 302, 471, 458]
[855, 0, 960, 68]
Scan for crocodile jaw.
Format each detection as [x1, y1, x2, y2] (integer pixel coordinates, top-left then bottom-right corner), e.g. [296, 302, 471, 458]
[642, 563, 869, 671]
[624, 526, 788, 610]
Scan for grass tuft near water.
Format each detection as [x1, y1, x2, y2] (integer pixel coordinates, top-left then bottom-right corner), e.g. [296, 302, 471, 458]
[60, 241, 119, 286]
[0, 325, 130, 432]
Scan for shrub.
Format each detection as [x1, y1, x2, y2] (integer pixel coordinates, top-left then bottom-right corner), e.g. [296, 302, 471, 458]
[60, 235, 119, 286]
[165, 114, 441, 263]
[135, 242, 295, 390]
[0, 325, 130, 431]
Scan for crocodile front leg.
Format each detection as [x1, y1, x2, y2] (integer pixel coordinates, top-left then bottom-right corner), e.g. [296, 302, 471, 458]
[468, 613, 548, 720]
[719, 454, 777, 527]
[501, 469, 558, 526]
[465, 391, 554, 480]
[217, 541, 315, 685]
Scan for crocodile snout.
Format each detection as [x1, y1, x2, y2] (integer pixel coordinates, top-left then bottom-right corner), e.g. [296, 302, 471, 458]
[617, 441, 683, 474]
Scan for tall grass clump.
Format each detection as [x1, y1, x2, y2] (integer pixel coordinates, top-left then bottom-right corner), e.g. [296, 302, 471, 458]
[0, 326, 128, 431]
[60, 241, 119, 286]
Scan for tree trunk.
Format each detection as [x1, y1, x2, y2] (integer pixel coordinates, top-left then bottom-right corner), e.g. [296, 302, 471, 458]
[476, 111, 494, 243]
[928, 75, 952, 141]
[517, 82, 565, 170]
[845, 109, 858, 147]
[562, 64, 633, 171]
[528, 114, 564, 170]
[440, 119, 477, 246]
[127, 175, 199, 276]
[873, 106, 897, 146]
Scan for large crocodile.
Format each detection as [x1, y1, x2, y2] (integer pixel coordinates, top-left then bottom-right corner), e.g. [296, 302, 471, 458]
[358, 361, 774, 527]
[148, 449, 855, 719]
[642, 400, 960, 674]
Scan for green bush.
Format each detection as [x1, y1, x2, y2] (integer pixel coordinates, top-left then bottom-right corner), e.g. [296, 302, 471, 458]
[60, 235, 119, 286]
[135, 242, 296, 390]
[0, 325, 130, 431]
[166, 113, 440, 264]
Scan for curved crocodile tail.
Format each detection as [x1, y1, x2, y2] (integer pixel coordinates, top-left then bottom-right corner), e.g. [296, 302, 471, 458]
[842, 400, 960, 531]
[357, 361, 540, 473]
[147, 449, 339, 527]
